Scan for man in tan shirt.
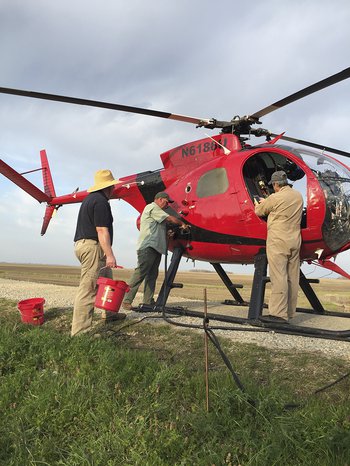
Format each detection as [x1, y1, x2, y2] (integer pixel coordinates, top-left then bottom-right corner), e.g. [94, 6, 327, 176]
[255, 170, 304, 323]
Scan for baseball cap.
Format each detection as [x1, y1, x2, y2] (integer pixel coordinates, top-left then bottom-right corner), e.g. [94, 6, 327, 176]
[154, 191, 174, 203]
[268, 170, 287, 185]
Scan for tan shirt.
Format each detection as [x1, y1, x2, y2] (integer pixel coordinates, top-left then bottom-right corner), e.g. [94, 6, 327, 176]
[255, 185, 303, 249]
[137, 202, 169, 254]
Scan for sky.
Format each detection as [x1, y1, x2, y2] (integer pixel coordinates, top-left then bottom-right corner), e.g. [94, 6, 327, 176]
[1, 0, 350, 279]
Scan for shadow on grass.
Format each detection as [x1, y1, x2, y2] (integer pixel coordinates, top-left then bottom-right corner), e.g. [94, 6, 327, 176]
[43, 306, 71, 321]
[42, 306, 72, 333]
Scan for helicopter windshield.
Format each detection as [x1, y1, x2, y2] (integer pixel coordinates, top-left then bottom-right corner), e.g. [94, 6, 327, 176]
[292, 148, 350, 252]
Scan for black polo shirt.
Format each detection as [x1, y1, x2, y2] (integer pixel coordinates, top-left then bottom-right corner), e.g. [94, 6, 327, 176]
[74, 191, 113, 244]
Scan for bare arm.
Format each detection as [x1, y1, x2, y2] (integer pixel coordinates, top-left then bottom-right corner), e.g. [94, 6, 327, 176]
[96, 226, 117, 268]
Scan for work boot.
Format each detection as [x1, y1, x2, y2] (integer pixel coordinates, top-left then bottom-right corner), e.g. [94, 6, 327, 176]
[122, 302, 132, 311]
[102, 312, 126, 322]
[141, 299, 157, 309]
[260, 315, 289, 324]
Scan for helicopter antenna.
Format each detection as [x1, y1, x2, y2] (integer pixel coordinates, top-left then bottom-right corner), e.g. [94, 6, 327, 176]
[204, 133, 231, 155]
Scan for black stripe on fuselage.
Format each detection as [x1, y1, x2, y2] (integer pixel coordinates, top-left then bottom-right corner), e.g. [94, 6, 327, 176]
[182, 223, 266, 246]
[178, 226, 323, 247]
[136, 171, 166, 204]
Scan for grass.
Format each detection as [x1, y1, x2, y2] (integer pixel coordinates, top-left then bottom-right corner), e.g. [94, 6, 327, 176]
[1, 297, 350, 465]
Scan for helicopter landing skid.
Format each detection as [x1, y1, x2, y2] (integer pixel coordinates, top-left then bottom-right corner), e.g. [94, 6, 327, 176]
[136, 248, 350, 341]
[135, 303, 350, 341]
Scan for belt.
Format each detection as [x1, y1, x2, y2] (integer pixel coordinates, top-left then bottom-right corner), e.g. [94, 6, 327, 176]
[75, 239, 99, 245]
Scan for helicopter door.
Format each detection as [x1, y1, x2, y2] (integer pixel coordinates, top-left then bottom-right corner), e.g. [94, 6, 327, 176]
[180, 166, 234, 233]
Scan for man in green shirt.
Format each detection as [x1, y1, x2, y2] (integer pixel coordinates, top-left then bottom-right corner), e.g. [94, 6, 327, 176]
[123, 192, 189, 309]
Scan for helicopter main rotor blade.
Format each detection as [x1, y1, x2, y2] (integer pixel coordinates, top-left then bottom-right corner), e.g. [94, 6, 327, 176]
[271, 133, 350, 159]
[0, 86, 212, 127]
[251, 67, 350, 120]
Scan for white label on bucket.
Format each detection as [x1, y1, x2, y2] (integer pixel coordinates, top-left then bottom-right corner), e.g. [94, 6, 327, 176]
[101, 286, 116, 304]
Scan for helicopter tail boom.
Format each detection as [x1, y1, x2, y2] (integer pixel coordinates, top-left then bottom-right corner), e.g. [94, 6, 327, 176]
[0, 158, 50, 203]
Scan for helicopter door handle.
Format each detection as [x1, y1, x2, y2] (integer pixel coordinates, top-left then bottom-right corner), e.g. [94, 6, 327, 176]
[182, 199, 196, 205]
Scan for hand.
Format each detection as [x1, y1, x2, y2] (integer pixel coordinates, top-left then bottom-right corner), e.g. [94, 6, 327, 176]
[180, 223, 190, 231]
[105, 254, 117, 268]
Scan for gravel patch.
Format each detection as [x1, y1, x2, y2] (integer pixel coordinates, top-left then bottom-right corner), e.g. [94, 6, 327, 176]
[1, 278, 350, 361]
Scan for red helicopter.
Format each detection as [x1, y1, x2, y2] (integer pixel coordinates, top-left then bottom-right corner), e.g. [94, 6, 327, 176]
[1, 68, 350, 339]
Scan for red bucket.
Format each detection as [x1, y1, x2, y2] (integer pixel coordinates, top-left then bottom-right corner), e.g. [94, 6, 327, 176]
[18, 298, 45, 326]
[95, 278, 130, 313]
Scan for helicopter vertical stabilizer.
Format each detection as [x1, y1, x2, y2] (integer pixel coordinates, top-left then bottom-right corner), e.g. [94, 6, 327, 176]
[40, 149, 56, 198]
[40, 204, 57, 236]
[39, 150, 58, 235]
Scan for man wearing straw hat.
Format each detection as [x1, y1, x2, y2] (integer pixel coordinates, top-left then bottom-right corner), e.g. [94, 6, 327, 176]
[71, 169, 124, 336]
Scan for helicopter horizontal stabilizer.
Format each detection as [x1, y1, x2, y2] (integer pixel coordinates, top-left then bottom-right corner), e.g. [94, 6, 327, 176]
[0, 159, 50, 203]
[317, 259, 350, 280]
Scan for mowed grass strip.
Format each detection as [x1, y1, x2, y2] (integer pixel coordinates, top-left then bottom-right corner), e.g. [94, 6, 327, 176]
[0, 297, 350, 465]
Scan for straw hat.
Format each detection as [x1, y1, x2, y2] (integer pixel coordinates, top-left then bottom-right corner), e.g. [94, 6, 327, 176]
[87, 169, 119, 192]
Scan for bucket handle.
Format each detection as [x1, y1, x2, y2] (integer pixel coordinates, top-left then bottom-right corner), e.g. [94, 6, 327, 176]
[100, 265, 124, 272]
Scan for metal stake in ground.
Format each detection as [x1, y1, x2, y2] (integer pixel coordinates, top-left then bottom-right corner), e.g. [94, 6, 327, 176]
[204, 288, 210, 412]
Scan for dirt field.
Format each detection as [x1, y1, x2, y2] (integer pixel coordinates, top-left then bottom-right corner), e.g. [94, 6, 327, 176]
[1, 262, 349, 311]
[1, 262, 350, 360]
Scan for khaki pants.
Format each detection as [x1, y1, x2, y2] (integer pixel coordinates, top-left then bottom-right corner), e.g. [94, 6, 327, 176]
[71, 239, 112, 336]
[267, 238, 300, 319]
[123, 247, 161, 305]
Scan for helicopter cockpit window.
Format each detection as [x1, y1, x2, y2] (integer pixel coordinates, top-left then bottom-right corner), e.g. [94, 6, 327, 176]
[294, 149, 350, 251]
[196, 168, 229, 198]
[243, 152, 307, 227]
[243, 152, 306, 199]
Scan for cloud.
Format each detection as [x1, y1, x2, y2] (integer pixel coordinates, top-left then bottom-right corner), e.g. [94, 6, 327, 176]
[1, 0, 350, 279]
